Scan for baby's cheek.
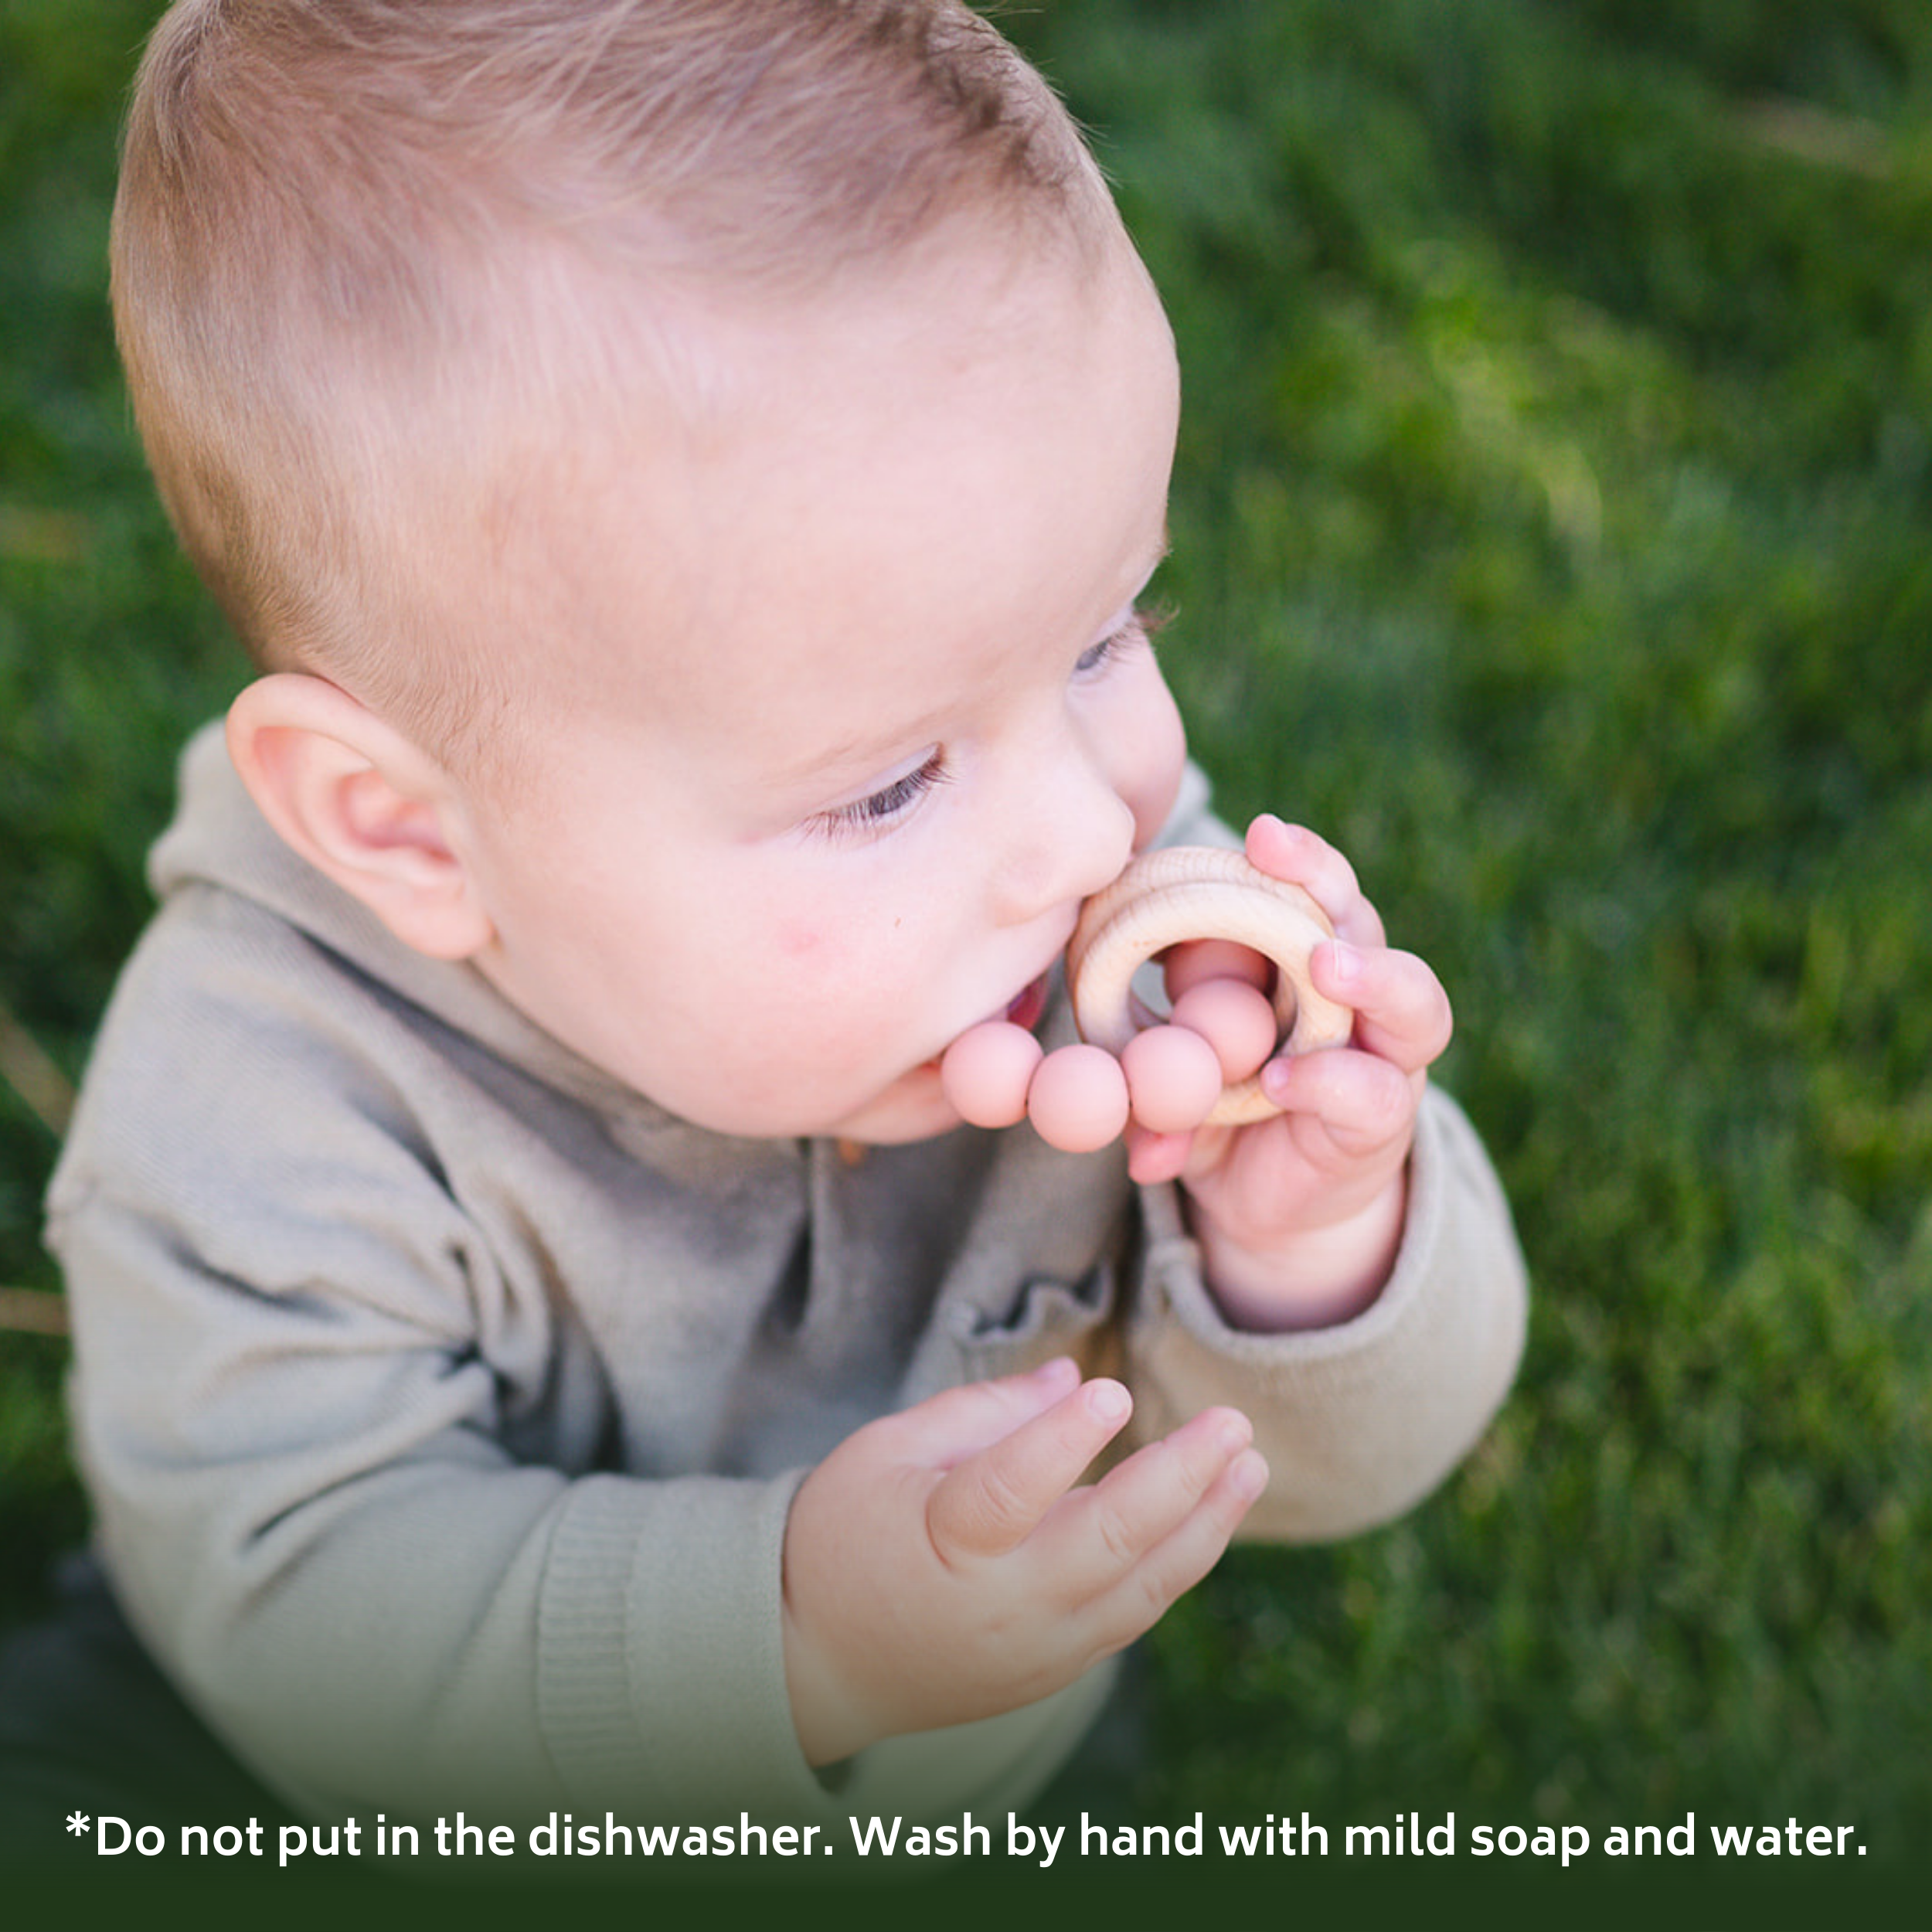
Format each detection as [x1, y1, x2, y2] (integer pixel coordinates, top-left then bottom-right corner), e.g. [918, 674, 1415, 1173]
[774, 919, 825, 960]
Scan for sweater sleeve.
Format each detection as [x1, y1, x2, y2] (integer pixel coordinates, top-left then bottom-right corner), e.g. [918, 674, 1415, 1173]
[52, 1166, 828, 1829]
[1124, 1083, 1529, 1539]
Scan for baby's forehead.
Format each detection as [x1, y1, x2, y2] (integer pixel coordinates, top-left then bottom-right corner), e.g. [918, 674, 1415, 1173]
[495, 240, 1166, 664]
[455, 204, 1126, 503]
[384, 203, 1169, 778]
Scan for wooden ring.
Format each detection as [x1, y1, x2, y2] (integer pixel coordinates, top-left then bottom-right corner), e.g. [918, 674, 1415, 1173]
[1065, 846, 1354, 1126]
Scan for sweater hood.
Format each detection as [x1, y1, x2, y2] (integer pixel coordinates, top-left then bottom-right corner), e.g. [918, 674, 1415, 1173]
[146, 722, 680, 1127]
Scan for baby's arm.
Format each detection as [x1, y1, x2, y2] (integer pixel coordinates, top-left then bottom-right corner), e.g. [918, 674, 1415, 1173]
[53, 1183, 786, 1821]
[46, 893, 827, 1823]
[779, 1358, 1262, 1765]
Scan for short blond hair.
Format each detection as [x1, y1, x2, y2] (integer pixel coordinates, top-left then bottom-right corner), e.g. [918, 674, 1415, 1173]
[111, 0, 1106, 768]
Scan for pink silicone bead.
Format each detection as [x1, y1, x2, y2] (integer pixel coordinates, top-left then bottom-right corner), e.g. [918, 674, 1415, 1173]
[1162, 937, 1274, 1003]
[940, 1020, 1043, 1128]
[1169, 975, 1281, 1083]
[1025, 1043, 1131, 1153]
[1121, 1024, 1225, 1134]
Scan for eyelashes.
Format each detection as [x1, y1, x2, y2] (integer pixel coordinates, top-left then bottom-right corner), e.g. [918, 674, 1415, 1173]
[1083, 599, 1173, 672]
[811, 750, 953, 842]
[806, 600, 1172, 844]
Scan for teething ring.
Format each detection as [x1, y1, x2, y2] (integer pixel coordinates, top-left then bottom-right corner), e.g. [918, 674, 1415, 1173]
[1066, 846, 1355, 1127]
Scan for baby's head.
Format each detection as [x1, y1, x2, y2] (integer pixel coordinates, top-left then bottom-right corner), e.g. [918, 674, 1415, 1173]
[114, 0, 1190, 1143]
[115, 0, 1115, 765]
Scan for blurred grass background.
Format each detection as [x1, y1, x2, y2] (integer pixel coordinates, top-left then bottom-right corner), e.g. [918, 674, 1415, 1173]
[2, 0, 1928, 1917]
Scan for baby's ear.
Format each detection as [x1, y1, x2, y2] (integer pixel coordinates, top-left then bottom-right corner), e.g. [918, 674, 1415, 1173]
[225, 673, 494, 961]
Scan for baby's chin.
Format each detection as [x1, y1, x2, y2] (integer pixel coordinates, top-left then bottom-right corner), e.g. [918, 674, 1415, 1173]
[817, 1060, 968, 1148]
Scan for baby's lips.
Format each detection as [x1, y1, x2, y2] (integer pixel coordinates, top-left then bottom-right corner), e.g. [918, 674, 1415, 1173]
[1004, 972, 1050, 1034]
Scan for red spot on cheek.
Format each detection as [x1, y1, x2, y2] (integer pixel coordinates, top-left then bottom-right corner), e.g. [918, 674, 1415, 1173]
[777, 921, 823, 959]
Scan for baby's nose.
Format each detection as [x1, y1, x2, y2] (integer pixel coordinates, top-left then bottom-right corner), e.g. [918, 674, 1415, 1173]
[988, 760, 1137, 928]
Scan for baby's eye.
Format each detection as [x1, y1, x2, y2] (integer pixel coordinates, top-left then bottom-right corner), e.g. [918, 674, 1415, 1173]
[808, 750, 950, 842]
[1075, 600, 1174, 677]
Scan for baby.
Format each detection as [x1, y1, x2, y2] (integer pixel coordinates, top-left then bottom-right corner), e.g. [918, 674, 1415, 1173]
[50, 0, 1528, 1825]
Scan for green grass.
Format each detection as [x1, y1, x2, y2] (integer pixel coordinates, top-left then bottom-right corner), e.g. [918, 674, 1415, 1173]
[4, 0, 1929, 1919]
[2, 0, 247, 1626]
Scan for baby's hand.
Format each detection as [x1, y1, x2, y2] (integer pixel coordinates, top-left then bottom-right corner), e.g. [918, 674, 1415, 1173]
[781, 1357, 1265, 1766]
[1137, 815, 1452, 1331]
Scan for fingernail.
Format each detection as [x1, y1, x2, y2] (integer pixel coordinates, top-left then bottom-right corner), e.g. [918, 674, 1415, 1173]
[1229, 1451, 1269, 1502]
[1032, 1356, 1079, 1388]
[1086, 1379, 1131, 1425]
[1328, 940, 1362, 986]
[1260, 1056, 1292, 1101]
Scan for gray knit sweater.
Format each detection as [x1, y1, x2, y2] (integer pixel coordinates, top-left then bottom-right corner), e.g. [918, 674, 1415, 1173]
[49, 728, 1527, 1828]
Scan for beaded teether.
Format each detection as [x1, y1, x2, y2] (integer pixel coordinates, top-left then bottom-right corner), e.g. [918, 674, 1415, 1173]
[1065, 845, 1354, 1127]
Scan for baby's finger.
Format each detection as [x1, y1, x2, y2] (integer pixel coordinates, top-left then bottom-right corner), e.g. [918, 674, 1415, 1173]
[1079, 1446, 1269, 1653]
[895, 1355, 1083, 1467]
[1046, 1405, 1255, 1597]
[1125, 1123, 1194, 1187]
[1259, 1045, 1420, 1160]
[925, 1376, 1134, 1560]
[1243, 816, 1386, 949]
[1308, 940, 1452, 1076]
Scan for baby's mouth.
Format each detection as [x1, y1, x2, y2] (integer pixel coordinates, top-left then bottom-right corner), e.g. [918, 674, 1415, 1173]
[916, 969, 1058, 1083]
[1003, 971, 1051, 1036]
